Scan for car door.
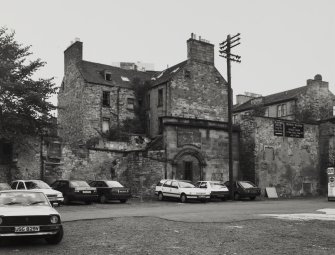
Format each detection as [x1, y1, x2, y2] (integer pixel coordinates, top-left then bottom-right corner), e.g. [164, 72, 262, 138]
[162, 180, 172, 198]
[170, 181, 180, 198]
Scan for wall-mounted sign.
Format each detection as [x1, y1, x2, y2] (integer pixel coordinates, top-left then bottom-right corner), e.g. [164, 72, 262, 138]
[285, 122, 304, 138]
[274, 121, 284, 136]
[274, 121, 304, 138]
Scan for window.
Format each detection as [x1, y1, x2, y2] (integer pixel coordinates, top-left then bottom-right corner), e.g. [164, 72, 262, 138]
[215, 77, 220, 84]
[105, 72, 112, 81]
[127, 98, 135, 110]
[146, 93, 150, 109]
[0, 141, 12, 164]
[102, 91, 110, 107]
[184, 70, 191, 79]
[158, 89, 163, 107]
[102, 118, 110, 134]
[233, 115, 237, 124]
[265, 107, 269, 117]
[17, 182, 25, 190]
[277, 104, 287, 117]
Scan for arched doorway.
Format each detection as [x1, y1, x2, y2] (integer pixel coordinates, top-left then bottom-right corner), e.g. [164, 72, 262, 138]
[172, 147, 206, 182]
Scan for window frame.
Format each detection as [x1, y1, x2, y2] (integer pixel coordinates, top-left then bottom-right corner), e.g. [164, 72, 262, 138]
[158, 88, 163, 107]
[102, 91, 110, 107]
[102, 117, 110, 134]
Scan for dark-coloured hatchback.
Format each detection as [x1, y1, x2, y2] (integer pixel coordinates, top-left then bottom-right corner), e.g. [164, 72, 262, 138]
[89, 180, 131, 203]
[224, 181, 261, 200]
[51, 180, 98, 205]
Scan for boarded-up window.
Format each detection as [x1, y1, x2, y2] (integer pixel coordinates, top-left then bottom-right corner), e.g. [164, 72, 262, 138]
[127, 98, 134, 110]
[48, 142, 61, 159]
[102, 118, 110, 134]
[264, 147, 274, 161]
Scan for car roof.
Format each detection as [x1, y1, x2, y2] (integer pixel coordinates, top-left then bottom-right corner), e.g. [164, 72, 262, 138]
[0, 190, 45, 193]
[11, 180, 46, 182]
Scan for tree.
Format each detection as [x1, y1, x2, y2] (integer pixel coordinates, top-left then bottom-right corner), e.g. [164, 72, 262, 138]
[0, 27, 57, 142]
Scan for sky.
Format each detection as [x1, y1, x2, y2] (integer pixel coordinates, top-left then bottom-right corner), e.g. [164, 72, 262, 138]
[1, 0, 335, 108]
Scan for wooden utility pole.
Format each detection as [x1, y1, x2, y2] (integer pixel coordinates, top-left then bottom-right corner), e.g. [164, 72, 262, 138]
[219, 33, 241, 200]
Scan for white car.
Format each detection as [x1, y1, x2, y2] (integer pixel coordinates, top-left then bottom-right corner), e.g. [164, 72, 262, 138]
[0, 190, 63, 244]
[195, 181, 230, 201]
[157, 180, 210, 203]
[11, 180, 64, 206]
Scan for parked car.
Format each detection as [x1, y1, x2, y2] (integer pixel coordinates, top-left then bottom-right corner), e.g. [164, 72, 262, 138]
[224, 181, 261, 200]
[0, 183, 11, 191]
[195, 181, 230, 200]
[11, 180, 63, 206]
[157, 180, 210, 203]
[154, 179, 171, 196]
[50, 180, 98, 205]
[89, 180, 131, 203]
[0, 190, 63, 244]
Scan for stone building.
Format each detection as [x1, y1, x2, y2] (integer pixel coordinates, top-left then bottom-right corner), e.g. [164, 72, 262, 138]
[233, 75, 335, 196]
[56, 35, 239, 194]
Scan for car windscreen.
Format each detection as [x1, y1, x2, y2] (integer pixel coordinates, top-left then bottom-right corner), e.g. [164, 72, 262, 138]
[239, 181, 256, 189]
[26, 181, 51, 189]
[210, 182, 226, 188]
[0, 192, 49, 206]
[70, 181, 90, 187]
[105, 181, 123, 188]
[178, 182, 195, 188]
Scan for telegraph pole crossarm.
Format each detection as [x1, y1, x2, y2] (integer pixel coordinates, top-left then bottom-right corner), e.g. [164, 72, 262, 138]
[219, 33, 241, 200]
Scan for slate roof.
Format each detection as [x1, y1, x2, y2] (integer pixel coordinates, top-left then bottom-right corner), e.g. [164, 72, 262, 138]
[151, 60, 188, 87]
[78, 60, 153, 89]
[233, 86, 307, 112]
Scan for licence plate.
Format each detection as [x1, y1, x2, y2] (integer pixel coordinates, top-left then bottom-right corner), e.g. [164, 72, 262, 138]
[15, 226, 40, 232]
[82, 191, 91, 194]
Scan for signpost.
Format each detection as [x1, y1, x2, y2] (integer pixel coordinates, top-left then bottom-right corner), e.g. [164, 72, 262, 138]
[327, 167, 335, 201]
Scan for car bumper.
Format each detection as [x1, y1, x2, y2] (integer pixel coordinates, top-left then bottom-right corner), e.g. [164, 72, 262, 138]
[0, 225, 62, 237]
[106, 194, 131, 200]
[48, 197, 64, 203]
[71, 194, 98, 202]
[185, 195, 210, 201]
[210, 191, 230, 198]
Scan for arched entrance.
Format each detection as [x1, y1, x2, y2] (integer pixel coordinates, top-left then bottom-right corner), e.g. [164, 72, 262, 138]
[172, 147, 206, 182]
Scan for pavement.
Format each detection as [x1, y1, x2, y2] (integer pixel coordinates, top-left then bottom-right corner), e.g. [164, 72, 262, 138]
[56, 196, 335, 223]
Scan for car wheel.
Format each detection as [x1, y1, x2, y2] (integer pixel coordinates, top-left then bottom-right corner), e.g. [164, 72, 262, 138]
[120, 199, 127, 203]
[180, 194, 187, 203]
[45, 226, 63, 245]
[99, 195, 107, 204]
[250, 196, 256, 201]
[158, 192, 164, 201]
[234, 193, 240, 200]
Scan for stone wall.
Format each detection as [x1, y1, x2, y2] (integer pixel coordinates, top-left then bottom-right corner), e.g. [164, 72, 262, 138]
[240, 116, 320, 196]
[44, 143, 165, 197]
[163, 118, 239, 182]
[170, 62, 228, 122]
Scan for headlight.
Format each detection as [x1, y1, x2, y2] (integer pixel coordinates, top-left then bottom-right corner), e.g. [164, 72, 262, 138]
[57, 193, 63, 198]
[0, 217, 2, 225]
[50, 215, 59, 224]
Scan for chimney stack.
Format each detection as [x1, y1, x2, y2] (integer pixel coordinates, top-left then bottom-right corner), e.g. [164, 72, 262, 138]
[187, 33, 214, 65]
[64, 39, 83, 74]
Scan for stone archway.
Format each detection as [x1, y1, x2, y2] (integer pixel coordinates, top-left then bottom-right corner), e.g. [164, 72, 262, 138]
[171, 147, 206, 182]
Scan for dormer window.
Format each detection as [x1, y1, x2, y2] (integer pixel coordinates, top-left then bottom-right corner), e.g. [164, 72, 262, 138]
[105, 72, 112, 81]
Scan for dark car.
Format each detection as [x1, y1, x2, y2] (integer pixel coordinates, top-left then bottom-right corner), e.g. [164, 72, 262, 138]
[224, 181, 261, 200]
[0, 190, 63, 245]
[89, 180, 131, 203]
[50, 180, 98, 205]
[0, 183, 11, 191]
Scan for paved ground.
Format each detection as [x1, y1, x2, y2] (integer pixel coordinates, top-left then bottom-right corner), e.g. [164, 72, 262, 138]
[1, 197, 335, 254]
[57, 197, 335, 222]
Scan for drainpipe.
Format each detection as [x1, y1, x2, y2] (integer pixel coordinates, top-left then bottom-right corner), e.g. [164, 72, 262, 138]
[117, 87, 120, 137]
